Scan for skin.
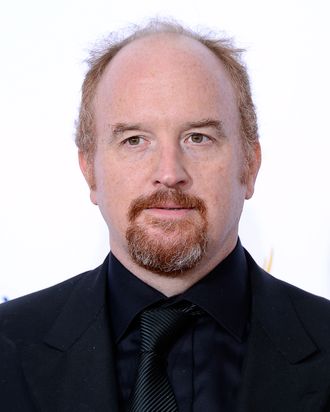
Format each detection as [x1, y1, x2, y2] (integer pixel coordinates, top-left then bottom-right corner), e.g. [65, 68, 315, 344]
[79, 33, 261, 296]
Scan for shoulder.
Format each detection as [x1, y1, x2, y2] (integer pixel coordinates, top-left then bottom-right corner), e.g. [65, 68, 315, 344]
[0, 259, 108, 344]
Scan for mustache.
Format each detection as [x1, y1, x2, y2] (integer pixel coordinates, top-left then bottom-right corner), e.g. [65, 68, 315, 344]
[128, 189, 207, 222]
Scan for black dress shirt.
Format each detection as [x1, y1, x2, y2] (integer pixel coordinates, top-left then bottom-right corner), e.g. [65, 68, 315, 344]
[108, 240, 250, 411]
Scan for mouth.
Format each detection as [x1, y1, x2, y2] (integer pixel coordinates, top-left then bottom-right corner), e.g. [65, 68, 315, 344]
[147, 207, 193, 210]
[146, 203, 194, 210]
[145, 206, 194, 218]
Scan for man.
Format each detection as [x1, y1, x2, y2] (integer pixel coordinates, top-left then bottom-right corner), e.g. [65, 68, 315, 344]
[1, 20, 330, 412]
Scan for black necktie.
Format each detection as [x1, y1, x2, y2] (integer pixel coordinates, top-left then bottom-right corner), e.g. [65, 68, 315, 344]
[128, 301, 201, 412]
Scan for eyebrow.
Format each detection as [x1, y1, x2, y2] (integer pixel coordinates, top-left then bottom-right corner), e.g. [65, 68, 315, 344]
[109, 118, 226, 138]
[182, 119, 226, 137]
[111, 123, 145, 137]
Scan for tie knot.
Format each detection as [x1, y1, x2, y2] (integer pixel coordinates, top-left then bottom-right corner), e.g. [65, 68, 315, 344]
[139, 301, 201, 353]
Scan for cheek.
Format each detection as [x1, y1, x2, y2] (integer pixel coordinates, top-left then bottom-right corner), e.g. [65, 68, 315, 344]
[94, 160, 144, 223]
[93, 160, 123, 212]
[200, 162, 245, 217]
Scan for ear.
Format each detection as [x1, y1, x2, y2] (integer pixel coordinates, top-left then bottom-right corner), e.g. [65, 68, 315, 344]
[245, 141, 261, 200]
[78, 150, 98, 205]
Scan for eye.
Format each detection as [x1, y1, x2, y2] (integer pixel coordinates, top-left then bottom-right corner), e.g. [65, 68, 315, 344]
[187, 133, 211, 144]
[124, 136, 143, 146]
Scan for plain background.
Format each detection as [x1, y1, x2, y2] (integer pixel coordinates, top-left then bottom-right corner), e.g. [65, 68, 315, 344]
[1, 0, 329, 301]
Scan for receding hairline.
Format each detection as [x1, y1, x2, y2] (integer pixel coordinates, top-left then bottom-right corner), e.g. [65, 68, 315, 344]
[98, 30, 226, 67]
[76, 19, 258, 168]
[85, 20, 245, 101]
[87, 19, 240, 63]
[94, 31, 239, 103]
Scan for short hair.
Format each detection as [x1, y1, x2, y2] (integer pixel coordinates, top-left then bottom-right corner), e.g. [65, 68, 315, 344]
[75, 19, 259, 163]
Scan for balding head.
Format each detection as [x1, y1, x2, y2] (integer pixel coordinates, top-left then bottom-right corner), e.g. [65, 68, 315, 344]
[75, 20, 258, 168]
[93, 32, 240, 151]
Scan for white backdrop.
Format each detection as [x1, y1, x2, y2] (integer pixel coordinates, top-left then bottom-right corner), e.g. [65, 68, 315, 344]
[0, 0, 329, 302]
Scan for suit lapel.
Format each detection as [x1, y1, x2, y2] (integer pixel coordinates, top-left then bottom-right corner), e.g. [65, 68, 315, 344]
[21, 258, 120, 412]
[237, 253, 321, 412]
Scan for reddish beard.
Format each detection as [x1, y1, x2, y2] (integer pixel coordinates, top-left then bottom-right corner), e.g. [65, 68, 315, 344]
[126, 189, 208, 275]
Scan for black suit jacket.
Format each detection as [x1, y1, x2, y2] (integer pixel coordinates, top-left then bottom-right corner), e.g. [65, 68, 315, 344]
[1, 251, 330, 411]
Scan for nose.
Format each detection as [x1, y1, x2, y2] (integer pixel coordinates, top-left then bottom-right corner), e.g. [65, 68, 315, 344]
[153, 143, 191, 189]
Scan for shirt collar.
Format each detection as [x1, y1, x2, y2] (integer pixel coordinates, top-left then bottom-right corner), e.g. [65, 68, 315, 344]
[108, 239, 250, 344]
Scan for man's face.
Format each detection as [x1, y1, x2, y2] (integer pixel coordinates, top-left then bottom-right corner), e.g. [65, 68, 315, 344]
[80, 34, 260, 275]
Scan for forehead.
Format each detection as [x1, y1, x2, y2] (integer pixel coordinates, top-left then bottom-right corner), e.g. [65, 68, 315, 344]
[93, 33, 239, 129]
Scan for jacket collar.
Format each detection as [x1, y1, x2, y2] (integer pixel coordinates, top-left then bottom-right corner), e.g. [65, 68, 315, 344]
[237, 250, 320, 411]
[248, 251, 317, 364]
[21, 256, 120, 411]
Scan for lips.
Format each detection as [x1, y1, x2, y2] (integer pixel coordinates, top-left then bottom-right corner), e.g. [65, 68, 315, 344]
[144, 206, 194, 219]
[147, 206, 194, 210]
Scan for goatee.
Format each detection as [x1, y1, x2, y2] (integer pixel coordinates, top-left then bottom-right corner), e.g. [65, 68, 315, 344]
[126, 189, 208, 275]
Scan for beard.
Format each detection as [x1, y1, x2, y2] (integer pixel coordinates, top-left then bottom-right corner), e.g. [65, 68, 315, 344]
[126, 189, 208, 275]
